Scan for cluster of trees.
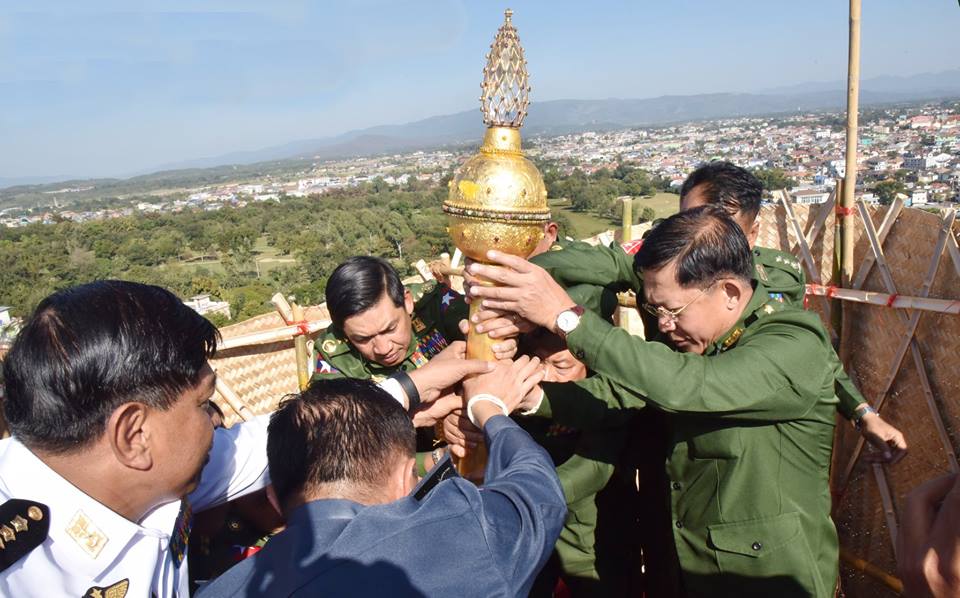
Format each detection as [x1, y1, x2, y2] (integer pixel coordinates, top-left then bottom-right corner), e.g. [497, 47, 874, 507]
[0, 183, 452, 321]
[541, 163, 667, 222]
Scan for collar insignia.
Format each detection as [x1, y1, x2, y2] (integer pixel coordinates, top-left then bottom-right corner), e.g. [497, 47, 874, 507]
[755, 263, 769, 282]
[721, 327, 744, 349]
[66, 510, 108, 559]
[411, 317, 427, 333]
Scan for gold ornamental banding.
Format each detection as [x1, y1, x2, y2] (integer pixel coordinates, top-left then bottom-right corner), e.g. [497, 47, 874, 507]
[443, 9, 549, 480]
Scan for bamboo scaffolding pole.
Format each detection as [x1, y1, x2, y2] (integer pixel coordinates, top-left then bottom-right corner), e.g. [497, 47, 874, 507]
[872, 463, 900, 554]
[948, 230, 960, 279]
[804, 285, 960, 315]
[777, 190, 834, 335]
[841, 0, 861, 287]
[217, 320, 330, 352]
[851, 198, 905, 290]
[291, 303, 310, 391]
[214, 376, 254, 422]
[839, 549, 903, 594]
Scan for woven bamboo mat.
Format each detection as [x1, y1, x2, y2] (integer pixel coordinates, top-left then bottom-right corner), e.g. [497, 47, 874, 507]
[758, 203, 960, 597]
[210, 304, 329, 427]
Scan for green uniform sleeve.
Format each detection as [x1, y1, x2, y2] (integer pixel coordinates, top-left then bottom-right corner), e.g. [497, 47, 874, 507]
[555, 425, 625, 504]
[531, 243, 641, 293]
[833, 353, 866, 420]
[556, 310, 834, 422]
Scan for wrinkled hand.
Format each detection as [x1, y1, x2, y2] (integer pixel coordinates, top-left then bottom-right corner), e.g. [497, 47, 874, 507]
[466, 250, 574, 331]
[441, 410, 484, 458]
[411, 392, 463, 428]
[462, 355, 545, 414]
[860, 412, 908, 464]
[898, 473, 960, 597]
[407, 341, 493, 403]
[457, 319, 517, 359]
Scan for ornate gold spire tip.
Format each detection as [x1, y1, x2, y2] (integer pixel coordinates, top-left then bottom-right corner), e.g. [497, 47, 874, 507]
[480, 8, 530, 128]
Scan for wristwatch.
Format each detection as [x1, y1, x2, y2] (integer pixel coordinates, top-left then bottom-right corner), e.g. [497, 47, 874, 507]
[555, 305, 585, 339]
[852, 403, 878, 431]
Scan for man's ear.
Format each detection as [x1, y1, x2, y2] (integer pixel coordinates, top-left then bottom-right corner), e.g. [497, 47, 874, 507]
[265, 484, 283, 516]
[404, 289, 415, 315]
[720, 278, 747, 310]
[544, 221, 559, 243]
[108, 402, 153, 471]
[390, 455, 418, 501]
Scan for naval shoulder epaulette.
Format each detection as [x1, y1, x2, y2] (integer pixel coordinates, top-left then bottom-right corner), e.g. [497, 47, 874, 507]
[0, 499, 49, 572]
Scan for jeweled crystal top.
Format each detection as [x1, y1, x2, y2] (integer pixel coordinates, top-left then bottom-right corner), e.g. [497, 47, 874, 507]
[481, 9, 531, 128]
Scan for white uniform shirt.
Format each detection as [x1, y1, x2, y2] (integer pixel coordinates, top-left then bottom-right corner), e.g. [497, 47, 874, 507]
[0, 414, 270, 598]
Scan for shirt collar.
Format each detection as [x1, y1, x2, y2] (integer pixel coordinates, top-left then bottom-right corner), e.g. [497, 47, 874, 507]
[0, 437, 182, 575]
[708, 277, 771, 355]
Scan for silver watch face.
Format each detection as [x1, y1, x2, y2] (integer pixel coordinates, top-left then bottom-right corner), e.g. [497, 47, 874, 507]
[557, 310, 580, 333]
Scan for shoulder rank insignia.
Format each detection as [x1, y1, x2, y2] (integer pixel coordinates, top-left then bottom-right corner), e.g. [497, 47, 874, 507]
[83, 578, 129, 598]
[721, 327, 744, 350]
[439, 290, 457, 314]
[0, 499, 49, 572]
[755, 262, 769, 282]
[66, 509, 108, 559]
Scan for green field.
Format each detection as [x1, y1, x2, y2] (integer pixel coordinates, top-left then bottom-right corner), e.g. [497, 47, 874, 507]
[635, 192, 680, 220]
[175, 235, 298, 276]
[550, 192, 679, 239]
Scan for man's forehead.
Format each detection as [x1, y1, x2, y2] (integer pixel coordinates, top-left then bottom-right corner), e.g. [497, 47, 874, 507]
[343, 301, 405, 337]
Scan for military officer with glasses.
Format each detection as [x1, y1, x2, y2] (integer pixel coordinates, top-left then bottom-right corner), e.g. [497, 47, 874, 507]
[466, 207, 841, 597]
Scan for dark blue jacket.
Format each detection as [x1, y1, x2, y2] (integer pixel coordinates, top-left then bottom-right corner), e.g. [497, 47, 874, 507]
[196, 416, 566, 597]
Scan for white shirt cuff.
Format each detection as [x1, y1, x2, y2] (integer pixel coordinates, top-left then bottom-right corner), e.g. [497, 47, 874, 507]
[378, 378, 407, 409]
[520, 388, 545, 416]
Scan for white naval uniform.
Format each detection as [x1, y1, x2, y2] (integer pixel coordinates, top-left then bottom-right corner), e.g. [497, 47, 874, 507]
[0, 414, 270, 598]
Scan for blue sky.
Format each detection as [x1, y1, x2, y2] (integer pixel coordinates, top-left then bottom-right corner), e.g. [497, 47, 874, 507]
[1, 0, 958, 179]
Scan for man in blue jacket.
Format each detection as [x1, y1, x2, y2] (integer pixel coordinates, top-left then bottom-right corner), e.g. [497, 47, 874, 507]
[198, 360, 565, 597]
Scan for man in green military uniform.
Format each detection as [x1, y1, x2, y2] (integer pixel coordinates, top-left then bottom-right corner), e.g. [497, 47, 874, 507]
[469, 207, 841, 596]
[312, 256, 518, 467]
[312, 256, 472, 383]
[525, 161, 906, 460]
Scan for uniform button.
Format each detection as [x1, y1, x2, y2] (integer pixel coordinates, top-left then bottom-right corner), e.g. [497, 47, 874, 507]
[575, 349, 585, 359]
[675, 520, 683, 529]
[401, 364, 409, 371]
[751, 541, 762, 551]
[672, 482, 682, 491]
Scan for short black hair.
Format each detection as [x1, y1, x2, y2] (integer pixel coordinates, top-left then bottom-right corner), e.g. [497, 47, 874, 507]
[325, 256, 405, 330]
[3, 280, 219, 453]
[680, 161, 763, 223]
[635, 205, 753, 288]
[268, 378, 415, 506]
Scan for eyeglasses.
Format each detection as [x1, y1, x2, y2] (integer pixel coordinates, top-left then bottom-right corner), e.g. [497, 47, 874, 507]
[641, 285, 712, 324]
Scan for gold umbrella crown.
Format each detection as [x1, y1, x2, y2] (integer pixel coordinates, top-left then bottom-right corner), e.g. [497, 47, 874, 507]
[481, 9, 531, 128]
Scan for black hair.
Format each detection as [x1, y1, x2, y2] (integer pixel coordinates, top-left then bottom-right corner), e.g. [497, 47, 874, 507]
[635, 205, 753, 288]
[325, 256, 405, 330]
[3, 280, 219, 453]
[268, 378, 416, 506]
[680, 161, 763, 223]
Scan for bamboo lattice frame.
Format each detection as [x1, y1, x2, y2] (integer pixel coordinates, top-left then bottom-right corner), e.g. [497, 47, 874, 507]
[756, 199, 960, 597]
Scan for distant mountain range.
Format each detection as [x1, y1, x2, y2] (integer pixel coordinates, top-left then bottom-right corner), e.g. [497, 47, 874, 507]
[4, 68, 960, 190]
[154, 68, 960, 172]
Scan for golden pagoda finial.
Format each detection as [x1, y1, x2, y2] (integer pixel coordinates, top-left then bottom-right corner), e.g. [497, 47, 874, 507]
[480, 8, 530, 127]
